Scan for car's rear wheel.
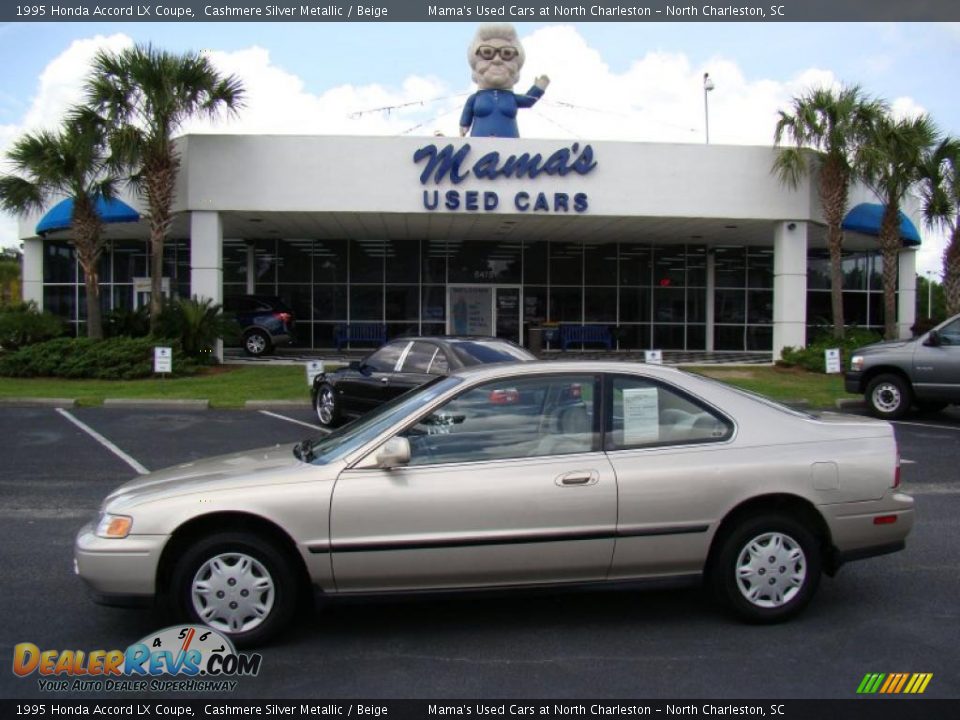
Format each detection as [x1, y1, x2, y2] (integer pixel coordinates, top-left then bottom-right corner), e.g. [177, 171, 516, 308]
[243, 329, 272, 357]
[170, 532, 298, 647]
[314, 383, 339, 426]
[712, 514, 821, 623]
[866, 373, 913, 420]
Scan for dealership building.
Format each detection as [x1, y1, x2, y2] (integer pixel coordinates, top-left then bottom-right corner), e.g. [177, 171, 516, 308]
[18, 134, 922, 359]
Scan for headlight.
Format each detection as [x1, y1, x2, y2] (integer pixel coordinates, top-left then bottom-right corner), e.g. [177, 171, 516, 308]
[850, 355, 864, 372]
[95, 513, 133, 539]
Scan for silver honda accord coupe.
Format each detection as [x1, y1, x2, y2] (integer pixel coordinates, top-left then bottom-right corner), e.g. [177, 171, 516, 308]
[75, 361, 914, 646]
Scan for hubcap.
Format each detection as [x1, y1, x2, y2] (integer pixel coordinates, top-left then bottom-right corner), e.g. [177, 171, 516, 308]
[871, 383, 902, 414]
[317, 387, 335, 424]
[191, 553, 275, 634]
[735, 532, 806, 609]
[246, 334, 267, 355]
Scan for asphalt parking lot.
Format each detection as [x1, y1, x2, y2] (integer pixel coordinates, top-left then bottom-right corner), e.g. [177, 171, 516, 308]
[1, 404, 958, 700]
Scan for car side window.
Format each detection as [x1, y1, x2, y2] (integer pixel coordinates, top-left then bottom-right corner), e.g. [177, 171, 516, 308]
[427, 349, 449, 375]
[399, 375, 597, 466]
[606, 375, 733, 451]
[400, 342, 438, 374]
[939, 319, 960, 346]
[364, 342, 408, 372]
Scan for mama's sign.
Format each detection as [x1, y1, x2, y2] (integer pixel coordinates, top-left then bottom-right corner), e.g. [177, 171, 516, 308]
[412, 142, 596, 214]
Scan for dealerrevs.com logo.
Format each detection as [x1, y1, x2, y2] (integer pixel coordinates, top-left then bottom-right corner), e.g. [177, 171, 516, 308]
[857, 672, 934, 695]
[13, 625, 262, 692]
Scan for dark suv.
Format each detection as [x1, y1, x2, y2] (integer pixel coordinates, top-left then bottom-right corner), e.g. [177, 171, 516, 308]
[225, 295, 296, 357]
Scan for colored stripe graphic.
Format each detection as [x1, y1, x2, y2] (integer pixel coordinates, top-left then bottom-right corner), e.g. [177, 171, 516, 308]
[857, 673, 932, 694]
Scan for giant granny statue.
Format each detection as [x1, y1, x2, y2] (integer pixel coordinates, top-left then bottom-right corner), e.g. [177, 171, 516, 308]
[459, 23, 550, 138]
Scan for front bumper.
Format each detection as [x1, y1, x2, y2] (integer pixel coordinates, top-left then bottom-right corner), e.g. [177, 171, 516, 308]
[74, 522, 169, 603]
[844, 371, 864, 394]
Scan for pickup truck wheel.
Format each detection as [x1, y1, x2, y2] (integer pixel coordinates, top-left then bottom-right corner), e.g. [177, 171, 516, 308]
[866, 374, 913, 420]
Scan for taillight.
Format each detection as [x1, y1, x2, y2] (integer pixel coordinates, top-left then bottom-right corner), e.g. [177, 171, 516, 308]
[568, 383, 582, 399]
[489, 388, 519, 405]
[274, 311, 292, 325]
[893, 447, 901, 489]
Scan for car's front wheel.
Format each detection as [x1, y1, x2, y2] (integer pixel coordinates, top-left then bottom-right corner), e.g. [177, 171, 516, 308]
[314, 383, 340, 426]
[170, 532, 298, 647]
[866, 374, 913, 420]
[243, 329, 272, 357]
[711, 514, 821, 623]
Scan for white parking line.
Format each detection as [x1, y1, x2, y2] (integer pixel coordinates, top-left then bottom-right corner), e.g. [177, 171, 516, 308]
[258, 410, 330, 433]
[901, 459, 916, 465]
[892, 420, 960, 432]
[55, 408, 149, 475]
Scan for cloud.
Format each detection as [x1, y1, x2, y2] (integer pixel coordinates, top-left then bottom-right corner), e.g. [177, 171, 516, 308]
[0, 24, 949, 276]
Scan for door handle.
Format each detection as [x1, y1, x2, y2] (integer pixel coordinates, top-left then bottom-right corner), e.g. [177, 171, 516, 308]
[381, 377, 389, 384]
[556, 470, 599, 487]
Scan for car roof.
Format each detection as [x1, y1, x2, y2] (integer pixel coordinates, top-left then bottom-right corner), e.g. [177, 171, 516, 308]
[448, 360, 694, 382]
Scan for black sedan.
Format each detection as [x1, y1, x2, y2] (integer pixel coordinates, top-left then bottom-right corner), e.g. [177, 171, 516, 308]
[311, 336, 535, 426]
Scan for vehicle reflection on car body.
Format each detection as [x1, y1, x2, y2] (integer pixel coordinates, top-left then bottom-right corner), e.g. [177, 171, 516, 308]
[311, 336, 535, 426]
[76, 361, 914, 646]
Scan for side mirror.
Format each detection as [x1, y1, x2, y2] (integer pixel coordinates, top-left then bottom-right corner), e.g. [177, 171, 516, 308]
[925, 330, 942, 347]
[375, 436, 410, 469]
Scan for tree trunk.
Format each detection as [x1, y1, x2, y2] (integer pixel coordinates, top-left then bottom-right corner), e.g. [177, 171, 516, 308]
[145, 154, 178, 334]
[944, 226, 960, 317]
[72, 209, 105, 340]
[82, 266, 103, 340]
[879, 206, 901, 341]
[819, 157, 848, 339]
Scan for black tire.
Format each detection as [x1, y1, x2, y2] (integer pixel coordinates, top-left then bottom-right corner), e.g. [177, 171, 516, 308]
[865, 373, 913, 420]
[170, 531, 299, 648]
[915, 400, 947, 414]
[314, 383, 340, 426]
[711, 514, 821, 624]
[243, 329, 272, 357]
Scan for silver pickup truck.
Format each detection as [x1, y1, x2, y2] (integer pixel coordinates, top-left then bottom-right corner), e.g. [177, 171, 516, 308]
[845, 313, 960, 419]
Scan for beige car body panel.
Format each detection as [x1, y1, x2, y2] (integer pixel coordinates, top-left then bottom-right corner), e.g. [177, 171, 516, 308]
[75, 361, 914, 601]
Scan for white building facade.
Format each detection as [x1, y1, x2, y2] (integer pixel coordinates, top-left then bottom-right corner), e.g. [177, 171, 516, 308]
[18, 134, 919, 358]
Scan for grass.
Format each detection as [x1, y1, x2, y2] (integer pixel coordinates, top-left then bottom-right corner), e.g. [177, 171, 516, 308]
[0, 363, 858, 410]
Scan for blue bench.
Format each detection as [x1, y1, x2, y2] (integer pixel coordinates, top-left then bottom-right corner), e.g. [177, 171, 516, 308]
[334, 323, 387, 351]
[559, 324, 613, 350]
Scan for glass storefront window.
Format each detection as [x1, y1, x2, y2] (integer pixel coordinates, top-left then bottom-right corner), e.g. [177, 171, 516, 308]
[523, 241, 547, 284]
[619, 286, 650, 324]
[385, 239, 421, 283]
[653, 287, 685, 323]
[585, 287, 617, 322]
[223, 240, 249, 284]
[43, 286, 75, 319]
[653, 248, 685, 288]
[714, 247, 746, 288]
[44, 241, 76, 283]
[386, 286, 419, 321]
[277, 240, 313, 284]
[715, 290, 745, 324]
[350, 285, 383, 321]
[686, 246, 707, 287]
[351, 240, 384, 283]
[747, 290, 773, 324]
[449, 239, 521, 283]
[253, 240, 278, 285]
[312, 285, 348, 321]
[113, 241, 148, 284]
[584, 242, 617, 285]
[314, 239, 348, 284]
[549, 287, 581, 323]
[619, 244, 651, 287]
[747, 250, 773, 289]
[549, 242, 582, 286]
[422, 239, 446, 284]
[421, 286, 446, 322]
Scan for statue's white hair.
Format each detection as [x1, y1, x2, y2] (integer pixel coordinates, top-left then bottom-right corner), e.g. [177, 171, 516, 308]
[467, 23, 526, 83]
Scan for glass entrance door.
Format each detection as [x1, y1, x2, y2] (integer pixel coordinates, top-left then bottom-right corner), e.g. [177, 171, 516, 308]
[447, 285, 521, 343]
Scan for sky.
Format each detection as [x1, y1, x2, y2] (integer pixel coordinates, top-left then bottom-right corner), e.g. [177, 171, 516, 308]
[1, 21, 959, 276]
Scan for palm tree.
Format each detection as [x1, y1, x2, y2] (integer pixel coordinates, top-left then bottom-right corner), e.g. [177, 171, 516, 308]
[773, 86, 887, 339]
[858, 113, 939, 340]
[0, 110, 118, 339]
[84, 44, 244, 332]
[919, 137, 960, 316]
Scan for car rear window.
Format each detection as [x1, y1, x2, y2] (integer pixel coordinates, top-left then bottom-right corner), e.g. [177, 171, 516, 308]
[449, 341, 535, 366]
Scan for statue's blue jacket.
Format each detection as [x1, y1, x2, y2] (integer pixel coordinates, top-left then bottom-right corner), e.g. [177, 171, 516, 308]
[460, 86, 545, 138]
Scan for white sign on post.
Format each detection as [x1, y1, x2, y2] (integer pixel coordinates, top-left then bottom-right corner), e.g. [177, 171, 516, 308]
[644, 350, 663, 365]
[154, 346, 172, 374]
[824, 348, 842, 374]
[306, 360, 325, 387]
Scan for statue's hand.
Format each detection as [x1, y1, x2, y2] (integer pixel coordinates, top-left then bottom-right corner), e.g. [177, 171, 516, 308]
[534, 75, 550, 90]
[459, 126, 469, 137]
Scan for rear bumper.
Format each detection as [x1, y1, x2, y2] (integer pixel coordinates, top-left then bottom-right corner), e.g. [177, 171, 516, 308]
[821, 492, 914, 574]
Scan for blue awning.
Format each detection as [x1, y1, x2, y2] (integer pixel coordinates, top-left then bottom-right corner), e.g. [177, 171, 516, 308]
[36, 197, 140, 235]
[842, 202, 921, 248]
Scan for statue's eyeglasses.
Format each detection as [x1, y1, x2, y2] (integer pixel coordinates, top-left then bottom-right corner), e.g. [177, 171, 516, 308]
[475, 45, 519, 61]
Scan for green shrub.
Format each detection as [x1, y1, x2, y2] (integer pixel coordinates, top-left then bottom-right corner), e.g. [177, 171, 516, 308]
[0, 336, 197, 379]
[0, 301, 65, 351]
[154, 296, 238, 360]
[105, 306, 150, 338]
[779, 328, 882, 373]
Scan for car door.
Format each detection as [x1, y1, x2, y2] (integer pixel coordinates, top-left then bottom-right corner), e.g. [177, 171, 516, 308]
[913, 318, 960, 401]
[337, 341, 410, 415]
[601, 373, 736, 580]
[329, 372, 617, 592]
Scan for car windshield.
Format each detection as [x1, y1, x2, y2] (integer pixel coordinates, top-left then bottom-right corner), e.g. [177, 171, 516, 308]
[450, 340, 534, 365]
[296, 376, 462, 465]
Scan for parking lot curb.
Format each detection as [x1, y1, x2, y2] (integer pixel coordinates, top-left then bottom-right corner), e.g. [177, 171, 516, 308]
[245, 400, 311, 408]
[836, 398, 867, 412]
[0, 397, 77, 407]
[103, 398, 210, 409]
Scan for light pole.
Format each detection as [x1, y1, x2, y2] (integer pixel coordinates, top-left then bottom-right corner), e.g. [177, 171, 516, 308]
[703, 72, 715, 144]
[924, 270, 936, 319]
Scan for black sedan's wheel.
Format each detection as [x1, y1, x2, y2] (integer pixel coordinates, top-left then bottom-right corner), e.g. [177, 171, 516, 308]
[314, 383, 340, 426]
[866, 374, 913, 420]
[170, 532, 298, 647]
[712, 514, 821, 623]
[243, 329, 272, 357]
